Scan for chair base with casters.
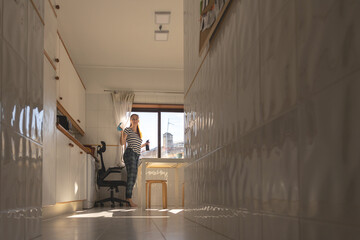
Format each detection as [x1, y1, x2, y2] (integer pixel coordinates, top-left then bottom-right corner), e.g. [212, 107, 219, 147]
[94, 179, 130, 208]
[94, 141, 130, 208]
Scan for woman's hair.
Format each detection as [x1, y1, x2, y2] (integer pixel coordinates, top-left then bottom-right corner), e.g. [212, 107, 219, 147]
[130, 114, 142, 139]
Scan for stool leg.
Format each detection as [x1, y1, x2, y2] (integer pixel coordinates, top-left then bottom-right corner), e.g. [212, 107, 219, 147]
[165, 182, 167, 209]
[182, 183, 184, 208]
[162, 182, 167, 209]
[146, 182, 148, 209]
[148, 183, 152, 209]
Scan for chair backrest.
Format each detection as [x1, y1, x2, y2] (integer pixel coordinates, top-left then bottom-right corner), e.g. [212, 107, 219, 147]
[97, 141, 106, 172]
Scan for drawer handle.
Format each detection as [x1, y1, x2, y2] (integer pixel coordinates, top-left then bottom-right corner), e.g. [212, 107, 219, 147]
[77, 119, 81, 123]
[55, 5, 60, 9]
[59, 97, 63, 100]
[68, 143, 74, 147]
[55, 76, 59, 80]
[55, 58, 59, 63]
[80, 151, 83, 154]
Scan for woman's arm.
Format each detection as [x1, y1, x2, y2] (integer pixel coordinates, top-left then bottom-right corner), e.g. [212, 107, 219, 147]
[120, 131, 127, 146]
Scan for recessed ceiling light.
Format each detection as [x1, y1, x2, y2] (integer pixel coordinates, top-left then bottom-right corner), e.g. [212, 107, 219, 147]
[155, 30, 169, 41]
[155, 11, 171, 24]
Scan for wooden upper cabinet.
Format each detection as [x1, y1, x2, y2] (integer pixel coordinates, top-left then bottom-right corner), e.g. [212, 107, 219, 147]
[44, 0, 58, 68]
[57, 32, 86, 135]
[58, 40, 70, 108]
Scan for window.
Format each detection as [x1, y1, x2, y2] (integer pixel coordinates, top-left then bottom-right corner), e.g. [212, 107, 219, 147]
[128, 105, 184, 159]
[161, 112, 184, 158]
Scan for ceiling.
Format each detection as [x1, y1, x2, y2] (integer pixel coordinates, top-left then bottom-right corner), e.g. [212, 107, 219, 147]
[57, 0, 184, 93]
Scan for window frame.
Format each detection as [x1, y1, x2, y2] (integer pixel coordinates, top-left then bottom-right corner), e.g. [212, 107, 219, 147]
[131, 104, 184, 158]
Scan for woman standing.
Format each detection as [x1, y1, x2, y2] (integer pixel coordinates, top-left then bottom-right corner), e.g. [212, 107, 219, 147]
[120, 114, 149, 207]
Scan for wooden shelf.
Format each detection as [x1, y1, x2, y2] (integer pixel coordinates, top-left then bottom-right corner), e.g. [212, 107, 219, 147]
[57, 100, 85, 136]
[56, 123, 91, 155]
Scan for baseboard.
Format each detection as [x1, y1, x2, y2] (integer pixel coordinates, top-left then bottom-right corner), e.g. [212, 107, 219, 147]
[42, 201, 84, 220]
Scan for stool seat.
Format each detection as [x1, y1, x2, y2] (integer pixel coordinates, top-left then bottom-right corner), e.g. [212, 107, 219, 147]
[146, 180, 167, 209]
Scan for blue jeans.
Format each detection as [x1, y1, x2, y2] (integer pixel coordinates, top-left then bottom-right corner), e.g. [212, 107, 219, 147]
[123, 148, 140, 199]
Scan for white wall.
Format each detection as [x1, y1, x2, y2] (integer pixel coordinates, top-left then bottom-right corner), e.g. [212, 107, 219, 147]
[184, 0, 360, 239]
[0, 0, 44, 239]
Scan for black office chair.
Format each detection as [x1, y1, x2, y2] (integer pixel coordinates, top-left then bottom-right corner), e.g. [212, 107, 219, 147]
[94, 141, 129, 208]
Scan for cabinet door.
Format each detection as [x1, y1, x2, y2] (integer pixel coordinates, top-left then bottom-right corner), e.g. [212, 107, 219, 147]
[69, 144, 80, 200]
[56, 34, 61, 101]
[77, 77, 86, 131]
[67, 65, 79, 124]
[58, 40, 70, 109]
[78, 150, 87, 200]
[55, 130, 70, 203]
[44, 0, 57, 65]
[43, 57, 57, 206]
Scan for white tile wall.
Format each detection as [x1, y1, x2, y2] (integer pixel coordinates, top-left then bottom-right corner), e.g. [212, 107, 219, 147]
[184, 0, 360, 239]
[1, 0, 44, 239]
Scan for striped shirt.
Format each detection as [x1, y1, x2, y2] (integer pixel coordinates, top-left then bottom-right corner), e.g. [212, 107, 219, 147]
[124, 127, 142, 155]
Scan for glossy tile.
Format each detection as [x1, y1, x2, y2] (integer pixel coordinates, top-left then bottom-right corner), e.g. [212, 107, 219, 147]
[262, 215, 299, 240]
[259, 0, 292, 33]
[262, 110, 299, 217]
[3, 0, 28, 61]
[238, 129, 262, 211]
[296, 0, 360, 98]
[28, 2, 44, 79]
[25, 207, 42, 239]
[236, 43, 261, 135]
[97, 94, 113, 111]
[97, 110, 115, 128]
[0, 127, 26, 210]
[298, 72, 360, 225]
[301, 220, 360, 240]
[1, 42, 27, 134]
[184, 0, 360, 239]
[86, 110, 98, 128]
[260, 0, 297, 122]
[0, 0, 3, 36]
[235, 0, 259, 60]
[0, 210, 26, 240]
[240, 212, 262, 240]
[86, 94, 99, 110]
[26, 140, 42, 208]
[28, 73, 44, 143]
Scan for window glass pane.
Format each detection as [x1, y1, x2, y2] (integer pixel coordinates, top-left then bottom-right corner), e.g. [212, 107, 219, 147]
[128, 112, 158, 158]
[161, 112, 184, 158]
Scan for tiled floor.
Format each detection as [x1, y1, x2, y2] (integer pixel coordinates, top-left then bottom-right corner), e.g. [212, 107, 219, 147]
[41, 207, 231, 240]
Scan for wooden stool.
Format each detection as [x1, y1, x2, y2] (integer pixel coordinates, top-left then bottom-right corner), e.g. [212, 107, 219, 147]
[146, 180, 167, 209]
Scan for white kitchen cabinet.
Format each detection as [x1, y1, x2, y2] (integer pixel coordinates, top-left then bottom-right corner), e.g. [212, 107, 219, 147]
[69, 144, 80, 200]
[56, 36, 86, 134]
[78, 150, 87, 200]
[44, 0, 58, 66]
[56, 129, 88, 203]
[77, 76, 86, 131]
[58, 40, 71, 109]
[55, 129, 71, 203]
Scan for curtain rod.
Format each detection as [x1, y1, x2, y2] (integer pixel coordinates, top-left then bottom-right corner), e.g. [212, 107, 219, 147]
[104, 89, 184, 94]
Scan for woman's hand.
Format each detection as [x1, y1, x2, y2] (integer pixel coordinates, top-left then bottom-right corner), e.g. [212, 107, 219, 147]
[141, 141, 149, 148]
